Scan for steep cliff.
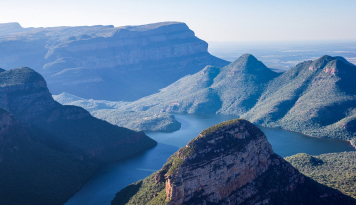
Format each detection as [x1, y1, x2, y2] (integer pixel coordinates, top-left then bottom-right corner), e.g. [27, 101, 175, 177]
[0, 67, 157, 162]
[0, 22, 229, 101]
[112, 119, 356, 205]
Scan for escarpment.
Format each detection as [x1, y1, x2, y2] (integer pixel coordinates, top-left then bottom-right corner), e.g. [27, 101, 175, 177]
[0, 22, 229, 101]
[112, 119, 356, 205]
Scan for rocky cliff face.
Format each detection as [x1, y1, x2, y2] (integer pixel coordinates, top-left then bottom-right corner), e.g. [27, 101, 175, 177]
[112, 119, 356, 205]
[51, 23, 208, 67]
[0, 22, 229, 101]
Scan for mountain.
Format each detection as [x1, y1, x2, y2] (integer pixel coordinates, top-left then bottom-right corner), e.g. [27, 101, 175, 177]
[0, 22, 229, 101]
[112, 119, 355, 205]
[0, 67, 157, 204]
[123, 54, 280, 115]
[286, 152, 356, 199]
[0, 67, 157, 162]
[0, 108, 98, 205]
[53, 92, 181, 132]
[242, 55, 356, 144]
[121, 54, 356, 143]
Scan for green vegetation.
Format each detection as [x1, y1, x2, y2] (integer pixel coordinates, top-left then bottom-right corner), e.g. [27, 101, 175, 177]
[119, 55, 356, 142]
[166, 147, 194, 175]
[243, 56, 356, 142]
[122, 54, 280, 116]
[0, 67, 45, 87]
[91, 110, 181, 132]
[285, 152, 356, 199]
[112, 118, 356, 205]
[111, 172, 168, 205]
[53, 93, 181, 132]
[200, 119, 243, 136]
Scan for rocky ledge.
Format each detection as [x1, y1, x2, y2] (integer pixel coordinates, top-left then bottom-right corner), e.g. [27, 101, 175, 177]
[112, 119, 356, 205]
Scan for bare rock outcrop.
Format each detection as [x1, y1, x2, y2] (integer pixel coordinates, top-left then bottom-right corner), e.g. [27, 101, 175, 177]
[112, 119, 356, 205]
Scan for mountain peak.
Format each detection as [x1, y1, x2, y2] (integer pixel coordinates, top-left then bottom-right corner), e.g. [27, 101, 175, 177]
[309, 55, 335, 71]
[227, 54, 268, 73]
[306, 55, 355, 74]
[235, 53, 258, 64]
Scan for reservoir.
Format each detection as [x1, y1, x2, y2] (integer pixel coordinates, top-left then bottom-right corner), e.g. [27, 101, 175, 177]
[65, 114, 355, 205]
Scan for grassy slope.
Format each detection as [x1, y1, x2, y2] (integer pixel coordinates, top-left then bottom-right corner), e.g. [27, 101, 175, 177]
[285, 152, 356, 199]
[123, 54, 280, 116]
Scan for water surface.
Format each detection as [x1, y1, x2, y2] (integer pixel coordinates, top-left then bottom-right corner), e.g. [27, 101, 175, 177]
[65, 113, 355, 205]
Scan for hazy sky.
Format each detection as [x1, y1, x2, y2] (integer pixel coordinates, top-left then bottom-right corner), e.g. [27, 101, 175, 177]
[1, 0, 355, 42]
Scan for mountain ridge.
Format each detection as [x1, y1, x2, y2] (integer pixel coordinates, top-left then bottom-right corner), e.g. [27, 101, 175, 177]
[121, 53, 280, 115]
[115, 54, 356, 144]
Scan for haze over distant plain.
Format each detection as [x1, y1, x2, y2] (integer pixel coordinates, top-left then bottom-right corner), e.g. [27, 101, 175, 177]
[1, 0, 355, 42]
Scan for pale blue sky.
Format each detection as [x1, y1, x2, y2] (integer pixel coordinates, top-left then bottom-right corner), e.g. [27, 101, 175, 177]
[1, 0, 355, 42]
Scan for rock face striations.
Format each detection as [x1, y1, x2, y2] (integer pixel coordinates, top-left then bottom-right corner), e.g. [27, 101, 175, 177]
[0, 67, 157, 205]
[0, 22, 228, 101]
[112, 119, 355, 205]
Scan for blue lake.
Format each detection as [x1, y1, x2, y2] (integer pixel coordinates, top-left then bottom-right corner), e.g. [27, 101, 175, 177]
[65, 114, 355, 205]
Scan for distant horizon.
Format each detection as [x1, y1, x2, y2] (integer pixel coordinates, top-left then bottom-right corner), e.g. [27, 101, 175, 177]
[1, 0, 355, 42]
[1, 21, 356, 44]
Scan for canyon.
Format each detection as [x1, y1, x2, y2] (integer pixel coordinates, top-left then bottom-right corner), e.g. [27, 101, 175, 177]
[112, 119, 355, 204]
[0, 22, 228, 101]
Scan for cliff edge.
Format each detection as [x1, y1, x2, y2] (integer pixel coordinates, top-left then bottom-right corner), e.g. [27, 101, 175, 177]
[112, 119, 356, 205]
